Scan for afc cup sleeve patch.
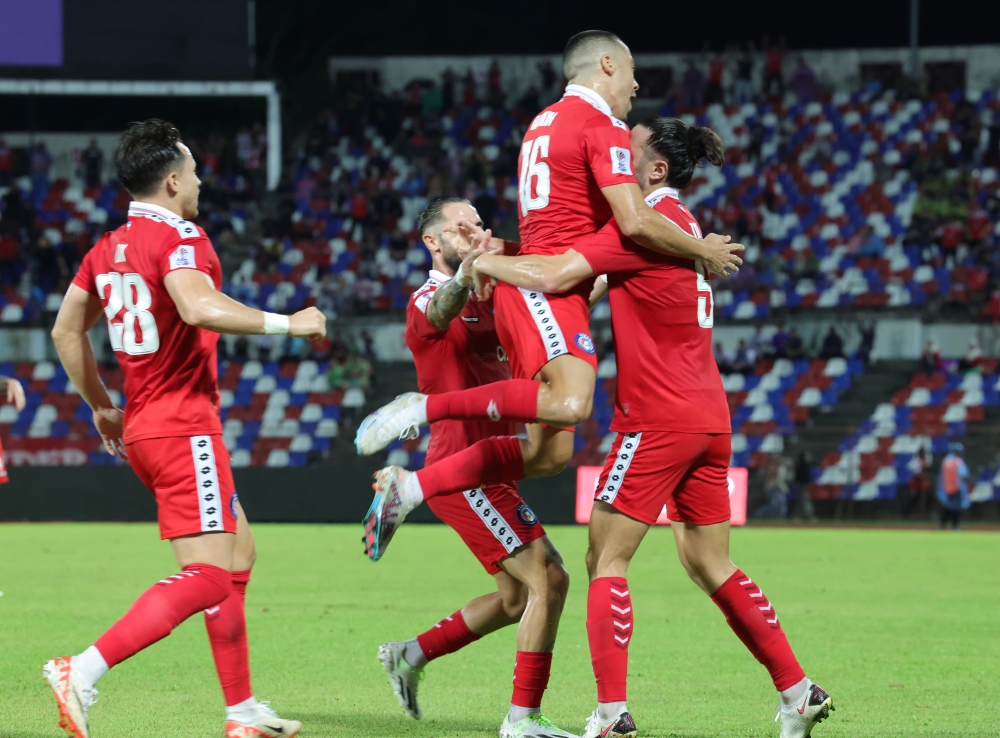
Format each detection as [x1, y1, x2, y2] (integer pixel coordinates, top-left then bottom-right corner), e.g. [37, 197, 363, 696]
[610, 146, 633, 176]
[168, 244, 196, 270]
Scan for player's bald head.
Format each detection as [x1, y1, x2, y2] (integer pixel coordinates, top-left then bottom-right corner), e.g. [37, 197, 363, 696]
[563, 30, 628, 81]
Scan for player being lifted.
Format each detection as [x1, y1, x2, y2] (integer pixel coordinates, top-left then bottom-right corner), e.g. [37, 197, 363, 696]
[466, 117, 835, 738]
[45, 120, 325, 738]
[357, 31, 743, 556]
[374, 198, 575, 738]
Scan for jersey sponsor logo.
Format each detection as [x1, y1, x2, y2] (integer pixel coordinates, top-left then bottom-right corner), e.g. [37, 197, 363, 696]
[575, 332, 595, 354]
[610, 147, 632, 176]
[515, 503, 539, 526]
[462, 316, 479, 322]
[169, 244, 196, 270]
[496, 346, 508, 362]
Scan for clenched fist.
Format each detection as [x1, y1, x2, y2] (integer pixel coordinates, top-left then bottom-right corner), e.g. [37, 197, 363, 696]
[289, 307, 327, 343]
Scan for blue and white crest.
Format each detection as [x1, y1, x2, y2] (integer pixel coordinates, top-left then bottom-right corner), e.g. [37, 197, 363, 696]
[515, 503, 538, 526]
[574, 332, 595, 354]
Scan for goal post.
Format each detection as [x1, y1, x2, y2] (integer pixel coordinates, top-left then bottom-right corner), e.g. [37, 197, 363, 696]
[0, 79, 282, 190]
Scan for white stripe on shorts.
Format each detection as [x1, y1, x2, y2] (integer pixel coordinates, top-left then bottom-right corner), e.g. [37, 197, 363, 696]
[463, 488, 523, 554]
[518, 287, 567, 362]
[190, 435, 224, 532]
[597, 432, 642, 505]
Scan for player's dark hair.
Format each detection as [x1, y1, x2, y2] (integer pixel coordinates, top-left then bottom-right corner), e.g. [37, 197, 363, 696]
[418, 197, 469, 238]
[563, 30, 625, 79]
[640, 116, 724, 190]
[114, 119, 186, 198]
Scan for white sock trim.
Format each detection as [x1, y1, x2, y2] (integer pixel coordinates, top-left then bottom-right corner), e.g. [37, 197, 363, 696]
[72, 646, 109, 689]
[780, 677, 810, 706]
[403, 639, 426, 668]
[403, 472, 424, 511]
[411, 396, 429, 426]
[508, 705, 541, 723]
[598, 701, 627, 721]
[226, 696, 259, 723]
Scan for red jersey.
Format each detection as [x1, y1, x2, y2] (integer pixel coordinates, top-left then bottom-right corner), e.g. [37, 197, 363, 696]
[517, 85, 636, 270]
[72, 201, 223, 443]
[406, 270, 515, 464]
[578, 187, 730, 434]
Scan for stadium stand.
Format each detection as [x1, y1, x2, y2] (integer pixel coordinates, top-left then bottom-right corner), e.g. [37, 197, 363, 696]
[810, 361, 1000, 501]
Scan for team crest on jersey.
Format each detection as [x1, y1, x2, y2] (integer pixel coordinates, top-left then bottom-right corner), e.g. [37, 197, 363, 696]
[610, 147, 632, 176]
[515, 503, 538, 526]
[168, 244, 195, 270]
[230, 492, 239, 520]
[575, 332, 595, 354]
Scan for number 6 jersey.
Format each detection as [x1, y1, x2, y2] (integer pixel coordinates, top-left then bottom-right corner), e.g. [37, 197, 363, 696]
[575, 187, 730, 434]
[72, 201, 223, 443]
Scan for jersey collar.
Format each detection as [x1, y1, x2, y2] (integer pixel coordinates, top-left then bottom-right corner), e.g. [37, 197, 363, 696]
[644, 187, 681, 206]
[429, 268, 452, 283]
[128, 201, 185, 221]
[563, 84, 613, 117]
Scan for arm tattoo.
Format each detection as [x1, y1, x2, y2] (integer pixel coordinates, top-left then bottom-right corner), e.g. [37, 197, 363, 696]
[426, 277, 472, 331]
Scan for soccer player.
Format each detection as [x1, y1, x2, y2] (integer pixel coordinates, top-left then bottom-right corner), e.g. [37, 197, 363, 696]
[0, 374, 26, 485]
[375, 198, 575, 738]
[466, 117, 835, 738]
[357, 30, 743, 557]
[45, 119, 326, 738]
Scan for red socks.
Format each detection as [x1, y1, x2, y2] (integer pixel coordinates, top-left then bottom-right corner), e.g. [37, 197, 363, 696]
[587, 577, 632, 702]
[511, 651, 552, 709]
[710, 569, 806, 690]
[426, 379, 540, 424]
[205, 569, 253, 706]
[416, 610, 482, 661]
[416, 436, 524, 500]
[94, 564, 232, 668]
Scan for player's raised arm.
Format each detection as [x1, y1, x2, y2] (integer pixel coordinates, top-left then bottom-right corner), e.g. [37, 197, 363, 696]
[473, 249, 594, 296]
[164, 269, 326, 341]
[52, 283, 126, 456]
[601, 182, 741, 277]
[423, 226, 494, 331]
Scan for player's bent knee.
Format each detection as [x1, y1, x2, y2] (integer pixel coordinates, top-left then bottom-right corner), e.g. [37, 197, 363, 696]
[546, 561, 570, 602]
[500, 583, 529, 619]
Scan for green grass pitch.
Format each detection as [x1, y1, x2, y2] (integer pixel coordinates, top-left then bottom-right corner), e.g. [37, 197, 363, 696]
[1, 522, 997, 737]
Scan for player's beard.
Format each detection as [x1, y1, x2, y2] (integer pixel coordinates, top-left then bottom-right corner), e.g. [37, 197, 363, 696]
[441, 243, 463, 274]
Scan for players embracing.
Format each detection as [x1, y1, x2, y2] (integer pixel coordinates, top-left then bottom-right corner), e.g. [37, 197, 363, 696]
[468, 116, 835, 738]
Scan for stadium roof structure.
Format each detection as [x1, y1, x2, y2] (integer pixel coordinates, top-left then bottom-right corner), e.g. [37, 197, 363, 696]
[0, 79, 281, 190]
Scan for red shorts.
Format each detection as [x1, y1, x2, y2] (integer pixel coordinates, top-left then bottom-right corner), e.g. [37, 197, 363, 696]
[128, 434, 239, 540]
[427, 483, 546, 574]
[493, 281, 598, 380]
[595, 431, 732, 526]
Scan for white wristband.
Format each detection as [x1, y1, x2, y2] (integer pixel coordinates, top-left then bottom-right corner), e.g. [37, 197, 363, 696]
[263, 312, 290, 335]
[453, 261, 469, 287]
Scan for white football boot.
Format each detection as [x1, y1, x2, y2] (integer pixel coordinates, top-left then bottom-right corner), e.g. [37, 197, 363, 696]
[499, 713, 580, 738]
[776, 681, 834, 738]
[378, 641, 424, 719]
[583, 708, 637, 738]
[43, 656, 98, 738]
[225, 701, 302, 737]
[355, 392, 425, 455]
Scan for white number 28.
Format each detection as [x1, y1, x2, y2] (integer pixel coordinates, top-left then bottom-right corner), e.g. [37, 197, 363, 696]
[95, 272, 160, 355]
